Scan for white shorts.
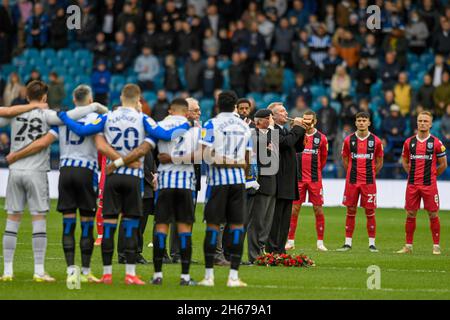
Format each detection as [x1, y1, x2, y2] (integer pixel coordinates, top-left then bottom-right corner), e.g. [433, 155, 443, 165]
[5, 170, 50, 215]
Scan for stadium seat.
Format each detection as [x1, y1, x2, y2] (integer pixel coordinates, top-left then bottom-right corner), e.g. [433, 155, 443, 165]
[310, 85, 325, 99]
[74, 49, 92, 61]
[410, 80, 422, 91]
[22, 48, 39, 59]
[409, 62, 421, 74]
[312, 100, 321, 111]
[370, 81, 382, 98]
[217, 59, 231, 70]
[56, 48, 73, 60]
[74, 74, 91, 85]
[262, 93, 281, 105]
[143, 91, 157, 105]
[126, 75, 138, 84]
[407, 53, 419, 64]
[282, 69, 295, 94]
[222, 69, 230, 90]
[200, 98, 215, 112]
[1, 64, 17, 78]
[246, 92, 262, 103]
[330, 101, 341, 113]
[40, 48, 56, 60]
[110, 75, 126, 89]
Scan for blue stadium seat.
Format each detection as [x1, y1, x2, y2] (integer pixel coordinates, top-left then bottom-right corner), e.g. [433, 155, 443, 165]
[431, 119, 441, 137]
[409, 62, 421, 74]
[222, 69, 230, 90]
[282, 69, 295, 94]
[312, 100, 321, 111]
[178, 66, 186, 88]
[310, 85, 325, 99]
[73, 49, 91, 61]
[40, 48, 56, 60]
[143, 91, 157, 104]
[50, 66, 66, 77]
[217, 59, 231, 71]
[1, 64, 17, 78]
[22, 48, 39, 59]
[126, 75, 138, 84]
[370, 81, 382, 98]
[254, 99, 265, 110]
[407, 53, 419, 64]
[410, 79, 422, 91]
[75, 74, 91, 85]
[200, 98, 215, 113]
[57, 49, 73, 60]
[330, 101, 341, 113]
[263, 93, 281, 105]
[110, 75, 126, 90]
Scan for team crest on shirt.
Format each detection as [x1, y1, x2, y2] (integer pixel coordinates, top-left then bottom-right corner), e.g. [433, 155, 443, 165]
[368, 141, 374, 148]
[92, 117, 102, 125]
[427, 142, 433, 149]
[314, 137, 320, 145]
[201, 128, 207, 138]
[351, 141, 355, 146]
[441, 145, 446, 152]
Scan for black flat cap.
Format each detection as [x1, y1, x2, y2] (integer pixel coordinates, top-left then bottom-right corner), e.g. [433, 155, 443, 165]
[254, 109, 272, 118]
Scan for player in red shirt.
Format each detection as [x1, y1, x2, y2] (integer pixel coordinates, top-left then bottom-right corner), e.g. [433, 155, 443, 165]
[397, 111, 447, 255]
[285, 110, 329, 251]
[337, 112, 384, 252]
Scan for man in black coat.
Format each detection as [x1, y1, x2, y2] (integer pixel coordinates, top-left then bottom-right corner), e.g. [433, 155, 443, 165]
[266, 102, 310, 254]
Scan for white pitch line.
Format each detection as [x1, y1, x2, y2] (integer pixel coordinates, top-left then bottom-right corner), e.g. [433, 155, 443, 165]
[249, 285, 450, 294]
[318, 266, 447, 273]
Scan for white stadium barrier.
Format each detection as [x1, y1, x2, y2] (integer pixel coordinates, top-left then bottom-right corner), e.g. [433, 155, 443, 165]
[0, 169, 449, 209]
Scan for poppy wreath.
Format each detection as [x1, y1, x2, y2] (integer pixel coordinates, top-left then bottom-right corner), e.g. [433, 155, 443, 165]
[254, 252, 315, 267]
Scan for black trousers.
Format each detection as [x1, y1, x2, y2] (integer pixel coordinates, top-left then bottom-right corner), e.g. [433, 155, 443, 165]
[266, 198, 293, 254]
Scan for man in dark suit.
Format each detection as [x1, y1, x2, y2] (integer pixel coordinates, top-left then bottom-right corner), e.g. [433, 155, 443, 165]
[246, 109, 278, 263]
[266, 102, 310, 254]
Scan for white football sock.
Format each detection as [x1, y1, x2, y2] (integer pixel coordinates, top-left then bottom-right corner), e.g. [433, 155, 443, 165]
[67, 265, 76, 275]
[32, 220, 47, 275]
[3, 219, 20, 276]
[125, 264, 136, 276]
[153, 272, 163, 279]
[317, 240, 324, 247]
[345, 237, 352, 246]
[181, 274, 190, 281]
[369, 238, 376, 247]
[81, 267, 90, 275]
[103, 265, 112, 275]
[229, 269, 238, 281]
[205, 268, 214, 279]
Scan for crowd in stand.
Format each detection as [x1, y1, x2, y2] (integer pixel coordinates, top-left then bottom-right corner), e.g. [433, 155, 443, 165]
[1, 0, 450, 176]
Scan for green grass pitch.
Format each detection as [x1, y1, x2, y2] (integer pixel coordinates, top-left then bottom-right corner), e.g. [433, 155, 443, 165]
[0, 198, 449, 300]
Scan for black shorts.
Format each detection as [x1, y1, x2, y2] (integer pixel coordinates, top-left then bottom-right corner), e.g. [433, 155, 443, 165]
[103, 174, 143, 218]
[154, 189, 195, 224]
[57, 167, 97, 217]
[204, 184, 246, 225]
[143, 197, 154, 216]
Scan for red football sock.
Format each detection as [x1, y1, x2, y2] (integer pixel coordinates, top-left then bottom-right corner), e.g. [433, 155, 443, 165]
[365, 208, 376, 238]
[315, 214, 325, 241]
[345, 208, 356, 238]
[288, 214, 299, 240]
[405, 217, 416, 245]
[429, 216, 440, 245]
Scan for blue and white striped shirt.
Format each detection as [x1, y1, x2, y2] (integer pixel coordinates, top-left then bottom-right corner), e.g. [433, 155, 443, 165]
[308, 35, 331, 66]
[200, 112, 253, 186]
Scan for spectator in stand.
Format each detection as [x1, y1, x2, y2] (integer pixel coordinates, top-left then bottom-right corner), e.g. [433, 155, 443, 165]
[99, 0, 118, 42]
[289, 96, 310, 118]
[433, 18, 450, 57]
[433, 71, 450, 117]
[76, 3, 97, 48]
[331, 65, 351, 102]
[201, 3, 226, 38]
[316, 96, 338, 145]
[47, 72, 65, 110]
[336, 0, 355, 28]
[360, 33, 379, 70]
[3, 72, 23, 107]
[91, 60, 111, 106]
[287, 73, 311, 109]
[241, 1, 259, 29]
[340, 95, 359, 127]
[134, 46, 160, 91]
[154, 21, 176, 57]
[335, 29, 360, 68]
[379, 90, 395, 119]
[164, 54, 181, 94]
[111, 31, 133, 74]
[11, 86, 28, 106]
[229, 51, 247, 97]
[25, 69, 41, 85]
[141, 22, 157, 52]
[334, 123, 353, 177]
[117, 1, 141, 32]
[218, 28, 233, 58]
[231, 20, 250, 52]
[0, 2, 13, 64]
[178, 21, 201, 58]
[247, 21, 266, 62]
[308, 23, 331, 67]
[248, 63, 265, 93]
[264, 0, 288, 18]
[257, 12, 275, 51]
[25, 2, 49, 48]
[287, 0, 309, 30]
[124, 21, 140, 60]
[292, 47, 317, 84]
[0, 133, 10, 167]
[440, 104, 450, 143]
[273, 17, 294, 66]
[203, 28, 220, 57]
[393, 72, 412, 116]
[405, 10, 429, 56]
[355, 57, 377, 100]
[92, 32, 109, 64]
[320, 46, 343, 85]
[184, 49, 204, 94]
[417, 74, 435, 111]
[264, 52, 283, 93]
[383, 27, 408, 69]
[202, 56, 223, 97]
[428, 54, 450, 87]
[151, 89, 170, 121]
[324, 3, 336, 34]
[50, 7, 68, 49]
[380, 51, 401, 90]
[382, 104, 406, 138]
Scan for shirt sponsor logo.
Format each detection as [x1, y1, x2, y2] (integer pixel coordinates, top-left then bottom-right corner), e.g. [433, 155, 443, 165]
[410, 154, 433, 160]
[351, 153, 373, 159]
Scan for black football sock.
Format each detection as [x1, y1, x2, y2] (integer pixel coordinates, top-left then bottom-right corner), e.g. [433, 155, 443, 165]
[62, 217, 76, 268]
[179, 232, 192, 275]
[153, 232, 167, 274]
[204, 227, 218, 269]
[80, 220, 94, 269]
[229, 227, 245, 271]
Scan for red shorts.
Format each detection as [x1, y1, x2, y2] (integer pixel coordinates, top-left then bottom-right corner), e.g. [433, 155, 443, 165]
[343, 183, 377, 209]
[405, 184, 439, 212]
[293, 181, 324, 206]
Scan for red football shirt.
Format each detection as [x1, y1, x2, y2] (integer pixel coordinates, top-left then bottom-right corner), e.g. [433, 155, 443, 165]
[341, 132, 383, 185]
[402, 134, 447, 186]
[296, 130, 328, 182]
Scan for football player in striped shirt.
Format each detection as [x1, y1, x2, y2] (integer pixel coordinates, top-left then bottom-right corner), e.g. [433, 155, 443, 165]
[57, 84, 191, 285]
[4, 85, 105, 285]
[198, 91, 253, 288]
[337, 112, 384, 252]
[286, 110, 329, 252]
[397, 111, 447, 255]
[0, 81, 107, 282]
